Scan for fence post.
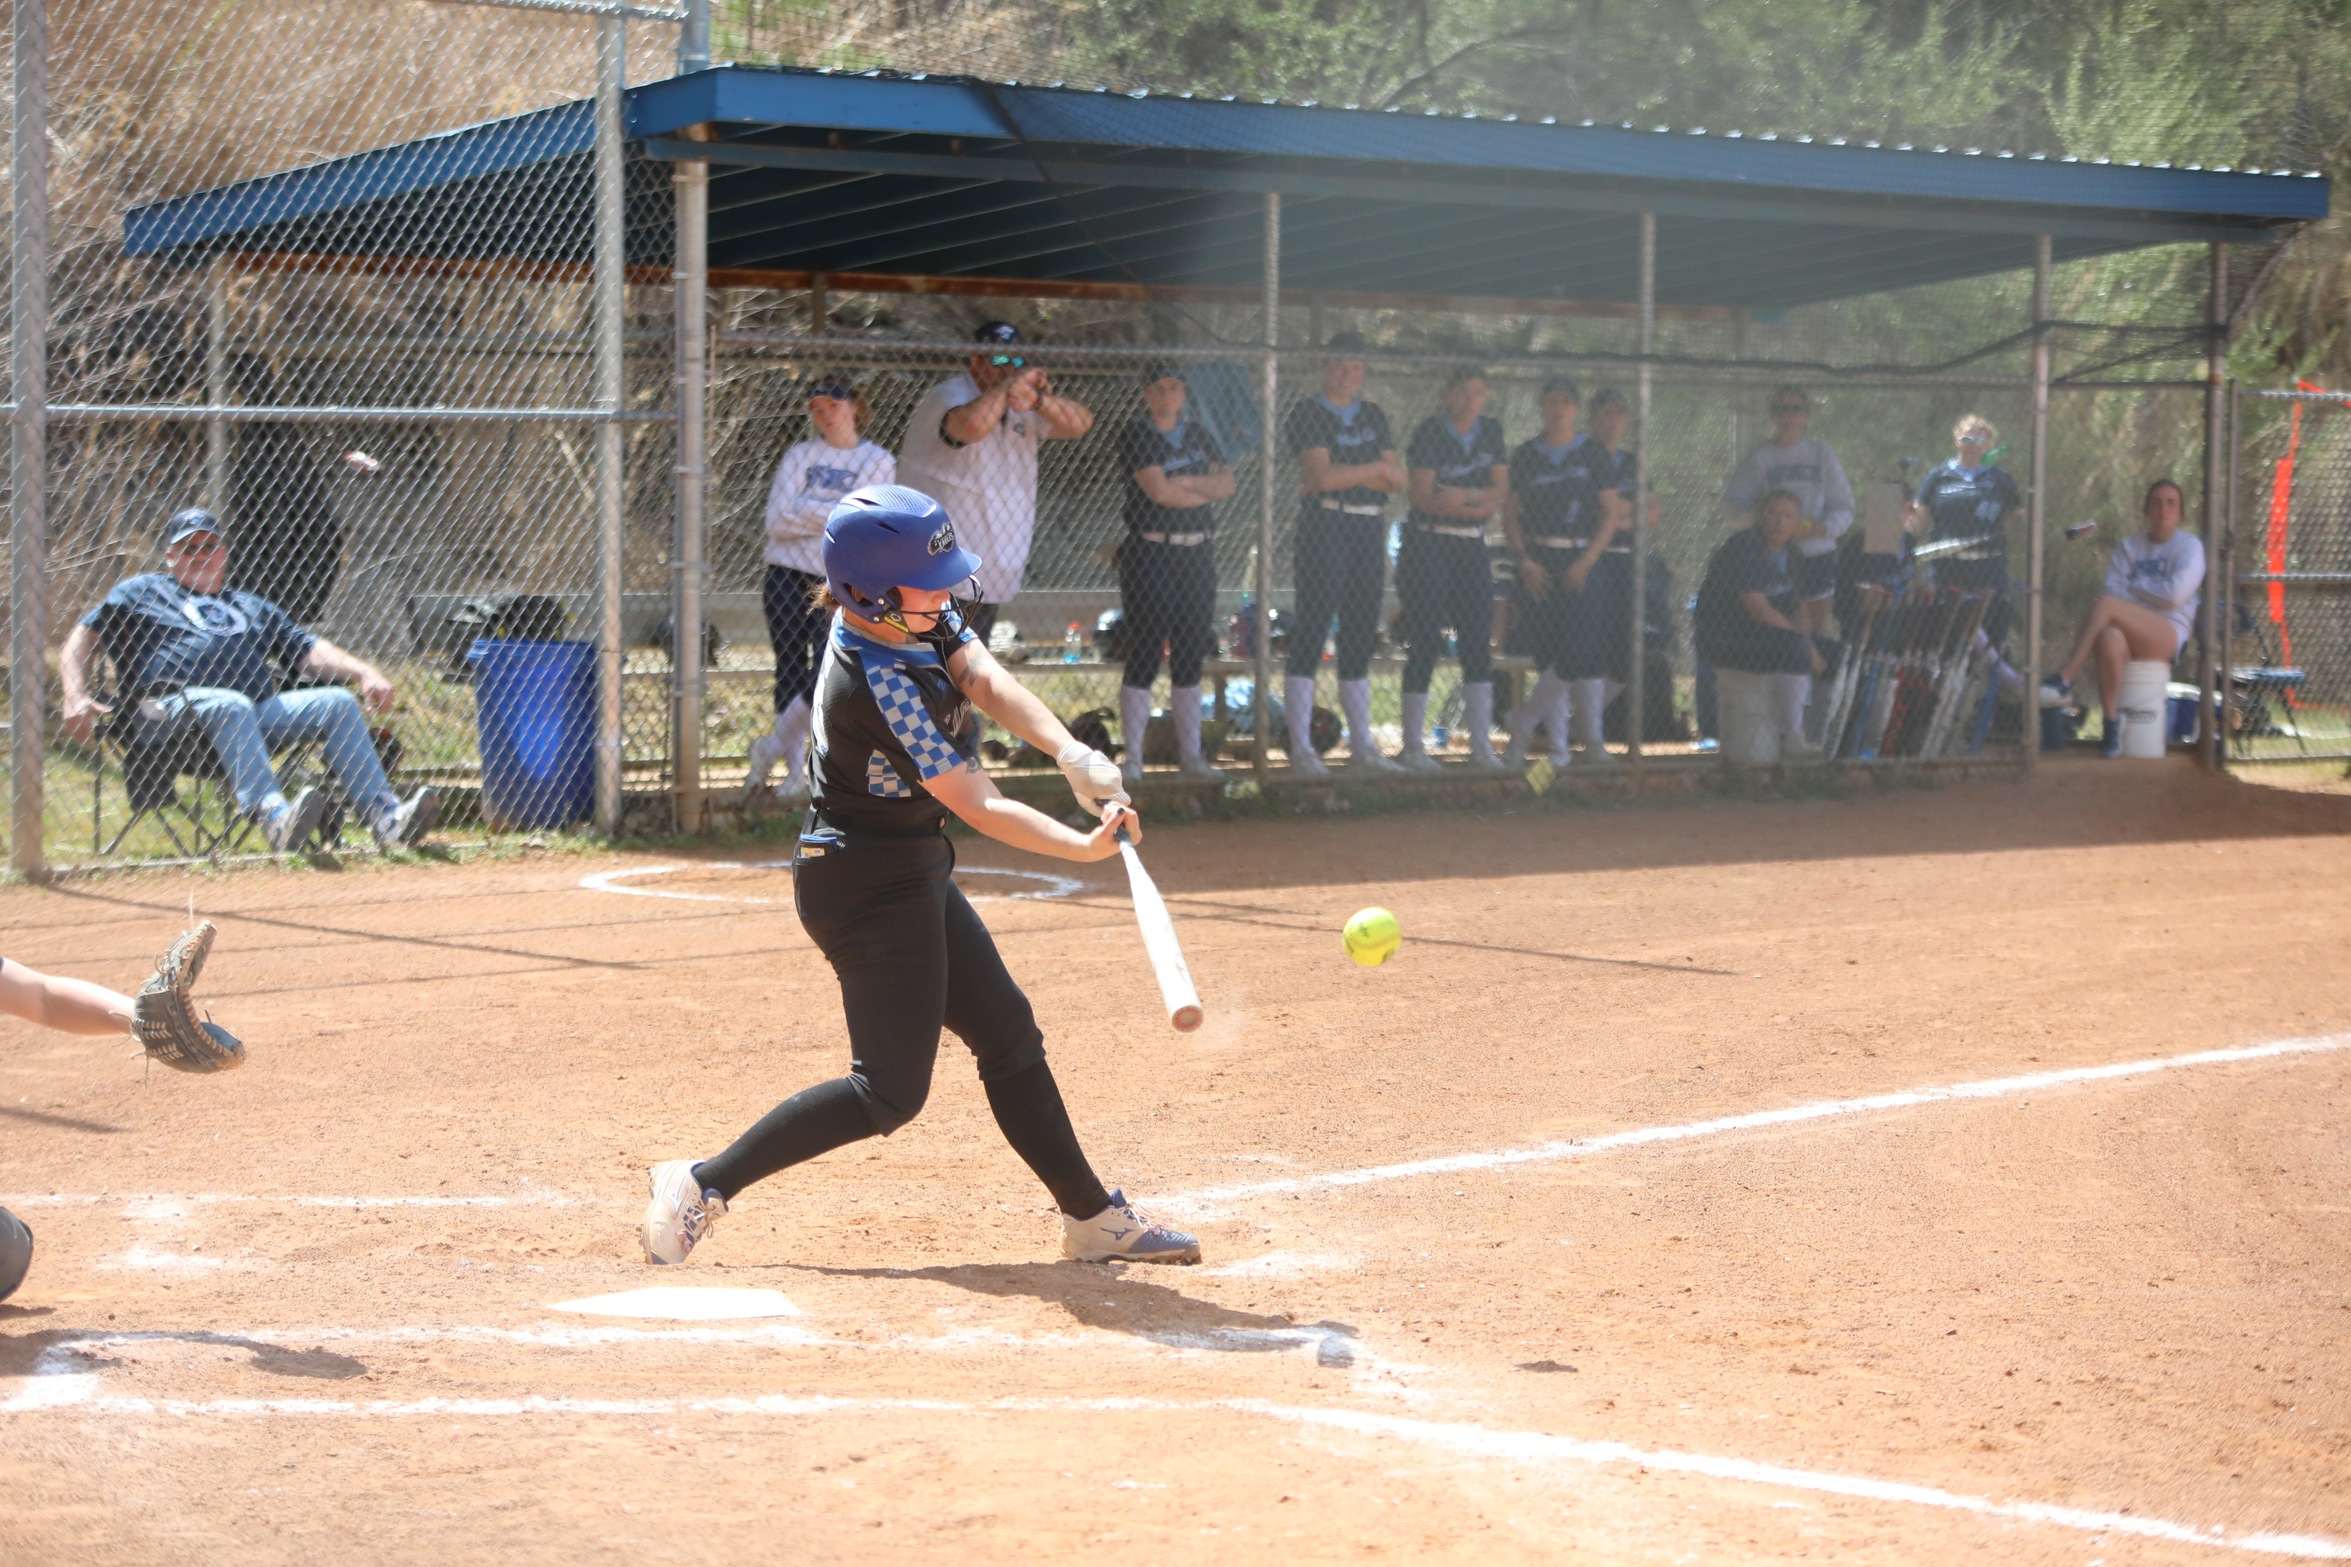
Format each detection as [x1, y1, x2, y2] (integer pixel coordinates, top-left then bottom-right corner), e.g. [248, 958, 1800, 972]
[11, 0, 47, 879]
[1628, 212, 1653, 775]
[205, 255, 230, 512]
[677, 0, 709, 71]
[1253, 192, 1278, 787]
[2198, 242, 2229, 769]
[2022, 233, 2051, 776]
[2217, 380, 2239, 772]
[671, 129, 708, 832]
[592, 13, 627, 838]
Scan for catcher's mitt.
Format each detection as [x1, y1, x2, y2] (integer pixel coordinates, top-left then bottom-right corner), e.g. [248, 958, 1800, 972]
[133, 921, 244, 1074]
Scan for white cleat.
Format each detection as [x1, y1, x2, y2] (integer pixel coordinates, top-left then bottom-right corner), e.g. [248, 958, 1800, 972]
[1062, 1189, 1201, 1265]
[744, 733, 788, 797]
[1347, 748, 1402, 774]
[641, 1159, 726, 1265]
[1289, 750, 1331, 778]
[1121, 754, 1146, 786]
[1463, 745, 1507, 773]
[1177, 754, 1227, 782]
[1394, 748, 1444, 773]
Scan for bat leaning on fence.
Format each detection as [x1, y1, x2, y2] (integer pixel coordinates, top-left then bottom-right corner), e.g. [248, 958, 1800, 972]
[1114, 829, 1203, 1033]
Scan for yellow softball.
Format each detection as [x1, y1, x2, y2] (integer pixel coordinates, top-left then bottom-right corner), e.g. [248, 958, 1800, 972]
[1343, 906, 1401, 967]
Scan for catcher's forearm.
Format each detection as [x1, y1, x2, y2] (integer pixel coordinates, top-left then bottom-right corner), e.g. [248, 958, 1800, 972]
[0, 960, 135, 1035]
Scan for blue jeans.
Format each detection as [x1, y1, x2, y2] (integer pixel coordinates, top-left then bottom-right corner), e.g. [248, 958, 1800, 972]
[140, 686, 396, 820]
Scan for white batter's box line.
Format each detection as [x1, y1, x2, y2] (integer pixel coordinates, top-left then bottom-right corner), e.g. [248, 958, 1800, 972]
[0, 1192, 586, 1210]
[3, 1382, 2341, 1560]
[1164, 1033, 2351, 1213]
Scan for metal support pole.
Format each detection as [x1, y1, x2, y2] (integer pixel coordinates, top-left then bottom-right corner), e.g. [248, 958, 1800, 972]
[205, 255, 231, 512]
[592, 14, 627, 837]
[670, 130, 708, 831]
[2198, 242, 2229, 769]
[2022, 233, 2052, 776]
[1628, 213, 1654, 772]
[675, 0, 708, 70]
[808, 273, 828, 336]
[11, 0, 47, 879]
[1253, 193, 1279, 786]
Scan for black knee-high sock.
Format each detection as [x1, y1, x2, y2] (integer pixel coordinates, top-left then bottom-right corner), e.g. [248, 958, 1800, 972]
[985, 1060, 1112, 1219]
[694, 1078, 875, 1202]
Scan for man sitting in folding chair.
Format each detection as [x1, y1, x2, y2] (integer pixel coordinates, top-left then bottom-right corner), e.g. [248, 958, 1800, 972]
[57, 507, 437, 855]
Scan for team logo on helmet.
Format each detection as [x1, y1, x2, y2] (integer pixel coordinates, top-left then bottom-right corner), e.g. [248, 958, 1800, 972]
[928, 521, 956, 556]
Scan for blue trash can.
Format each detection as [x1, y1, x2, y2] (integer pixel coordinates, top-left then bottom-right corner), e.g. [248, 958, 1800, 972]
[468, 638, 596, 829]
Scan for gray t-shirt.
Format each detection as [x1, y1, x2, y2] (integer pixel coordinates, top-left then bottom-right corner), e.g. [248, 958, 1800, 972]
[2104, 530, 2206, 648]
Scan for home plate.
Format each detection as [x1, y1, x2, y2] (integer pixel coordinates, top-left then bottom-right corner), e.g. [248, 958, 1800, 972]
[551, 1286, 806, 1321]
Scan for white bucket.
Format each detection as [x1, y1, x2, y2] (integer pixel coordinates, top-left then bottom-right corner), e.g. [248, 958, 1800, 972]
[2116, 660, 2170, 759]
[1717, 668, 1781, 765]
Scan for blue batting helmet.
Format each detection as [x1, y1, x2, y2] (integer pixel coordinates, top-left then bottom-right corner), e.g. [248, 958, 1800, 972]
[823, 485, 983, 623]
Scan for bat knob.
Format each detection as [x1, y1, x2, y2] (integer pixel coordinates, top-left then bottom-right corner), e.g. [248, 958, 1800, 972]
[1171, 1004, 1203, 1033]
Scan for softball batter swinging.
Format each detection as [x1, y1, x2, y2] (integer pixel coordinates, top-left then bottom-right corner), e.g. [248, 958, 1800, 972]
[643, 485, 1200, 1268]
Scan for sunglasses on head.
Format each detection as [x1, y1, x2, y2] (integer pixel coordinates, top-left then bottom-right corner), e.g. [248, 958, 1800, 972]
[986, 354, 1027, 369]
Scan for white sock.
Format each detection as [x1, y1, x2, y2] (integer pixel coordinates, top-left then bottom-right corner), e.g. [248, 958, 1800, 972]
[1462, 681, 1496, 762]
[1510, 670, 1566, 736]
[1171, 685, 1206, 763]
[1120, 685, 1152, 774]
[1399, 691, 1429, 755]
[1285, 675, 1318, 761]
[1571, 678, 1607, 749]
[1338, 677, 1374, 754]
[775, 696, 811, 782]
[1548, 683, 1573, 760]
[1773, 672, 1811, 740]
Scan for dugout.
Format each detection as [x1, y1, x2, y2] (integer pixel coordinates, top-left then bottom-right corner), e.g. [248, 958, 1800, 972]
[102, 49, 2327, 835]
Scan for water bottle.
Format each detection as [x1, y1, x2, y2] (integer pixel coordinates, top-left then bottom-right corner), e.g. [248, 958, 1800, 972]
[1063, 622, 1083, 663]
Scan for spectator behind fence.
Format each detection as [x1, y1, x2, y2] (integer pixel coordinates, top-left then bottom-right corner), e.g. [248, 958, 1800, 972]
[1395, 365, 1508, 771]
[1584, 386, 1653, 750]
[895, 321, 1093, 647]
[58, 507, 437, 855]
[1500, 376, 1615, 767]
[1909, 412, 2022, 648]
[1282, 330, 1406, 776]
[1721, 385, 1852, 745]
[1694, 490, 1831, 756]
[1115, 361, 1235, 784]
[2042, 477, 2206, 758]
[747, 376, 895, 801]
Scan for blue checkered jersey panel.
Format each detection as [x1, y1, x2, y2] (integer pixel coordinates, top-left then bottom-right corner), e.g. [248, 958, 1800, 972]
[862, 661, 965, 782]
[866, 751, 914, 797]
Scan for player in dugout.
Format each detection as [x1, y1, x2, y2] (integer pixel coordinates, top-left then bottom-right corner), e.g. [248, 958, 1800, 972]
[641, 484, 1199, 1270]
[1282, 330, 1407, 775]
[1501, 376, 1618, 767]
[1721, 386, 1854, 744]
[2040, 477, 2206, 758]
[1694, 489, 1831, 754]
[1115, 360, 1236, 784]
[1395, 365, 1509, 770]
[58, 507, 437, 855]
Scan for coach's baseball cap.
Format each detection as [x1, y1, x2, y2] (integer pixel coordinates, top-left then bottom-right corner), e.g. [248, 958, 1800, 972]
[165, 506, 225, 545]
[974, 320, 1023, 345]
[1139, 359, 1185, 386]
[808, 377, 857, 401]
[1323, 330, 1368, 355]
[1539, 375, 1582, 403]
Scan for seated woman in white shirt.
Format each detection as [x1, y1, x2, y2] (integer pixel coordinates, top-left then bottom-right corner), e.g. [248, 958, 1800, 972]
[747, 377, 897, 797]
[2042, 478, 2206, 758]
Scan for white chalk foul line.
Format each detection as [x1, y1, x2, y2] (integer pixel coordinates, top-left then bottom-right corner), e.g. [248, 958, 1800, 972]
[1, 1382, 2340, 1559]
[0, 1192, 582, 1210]
[579, 861, 1082, 906]
[1166, 1033, 2351, 1213]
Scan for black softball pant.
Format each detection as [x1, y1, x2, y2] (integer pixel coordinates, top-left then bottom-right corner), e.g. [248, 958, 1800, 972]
[1287, 511, 1387, 681]
[1395, 530, 1494, 694]
[1119, 537, 1217, 690]
[762, 564, 827, 715]
[693, 829, 1112, 1220]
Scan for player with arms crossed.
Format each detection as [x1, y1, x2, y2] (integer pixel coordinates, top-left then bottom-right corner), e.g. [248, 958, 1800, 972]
[643, 485, 1200, 1268]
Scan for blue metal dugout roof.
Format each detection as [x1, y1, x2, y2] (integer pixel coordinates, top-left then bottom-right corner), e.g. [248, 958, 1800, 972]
[122, 64, 2330, 310]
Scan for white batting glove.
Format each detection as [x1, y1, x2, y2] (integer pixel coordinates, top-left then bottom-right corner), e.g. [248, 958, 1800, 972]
[1056, 739, 1130, 814]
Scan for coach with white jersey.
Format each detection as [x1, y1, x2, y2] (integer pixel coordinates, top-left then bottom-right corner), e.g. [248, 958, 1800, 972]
[895, 321, 1094, 645]
[1721, 385, 1854, 635]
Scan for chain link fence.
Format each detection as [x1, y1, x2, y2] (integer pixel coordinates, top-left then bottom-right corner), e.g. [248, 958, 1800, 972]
[2225, 388, 2351, 765]
[0, 0, 2235, 885]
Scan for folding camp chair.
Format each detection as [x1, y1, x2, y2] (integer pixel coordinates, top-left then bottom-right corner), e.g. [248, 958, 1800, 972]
[2222, 599, 2308, 752]
[88, 674, 338, 859]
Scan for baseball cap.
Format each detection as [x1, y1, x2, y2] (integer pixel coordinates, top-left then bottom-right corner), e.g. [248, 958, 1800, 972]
[166, 506, 225, 545]
[974, 320, 1023, 345]
[1539, 375, 1582, 403]
[1323, 330, 1368, 355]
[1139, 359, 1185, 386]
[808, 377, 857, 401]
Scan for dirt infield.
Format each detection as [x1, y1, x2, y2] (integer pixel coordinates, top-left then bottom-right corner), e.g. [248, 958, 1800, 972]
[3, 755, 2349, 1564]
